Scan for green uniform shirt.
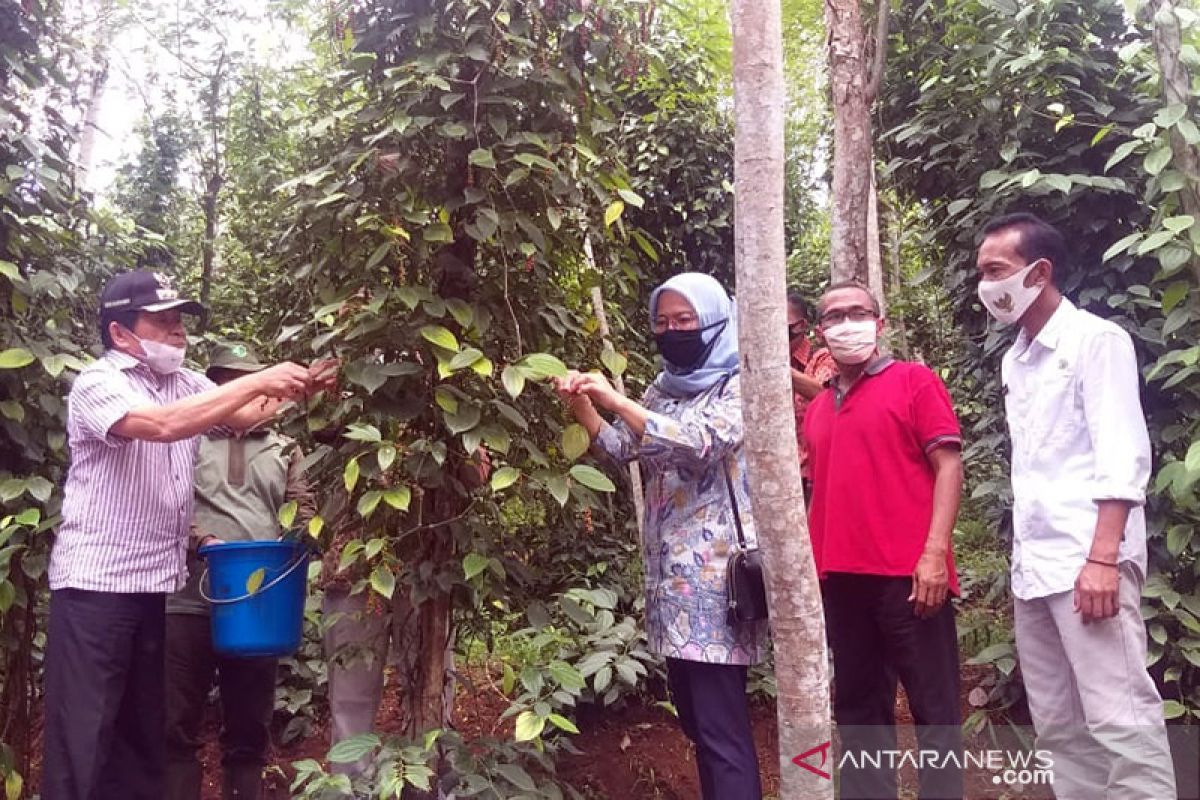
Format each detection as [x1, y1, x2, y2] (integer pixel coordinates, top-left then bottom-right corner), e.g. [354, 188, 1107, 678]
[167, 430, 310, 615]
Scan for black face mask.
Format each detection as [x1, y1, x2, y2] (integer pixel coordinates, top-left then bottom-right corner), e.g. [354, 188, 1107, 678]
[655, 319, 727, 372]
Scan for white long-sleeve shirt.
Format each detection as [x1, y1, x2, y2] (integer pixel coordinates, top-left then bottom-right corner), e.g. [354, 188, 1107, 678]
[1002, 298, 1151, 601]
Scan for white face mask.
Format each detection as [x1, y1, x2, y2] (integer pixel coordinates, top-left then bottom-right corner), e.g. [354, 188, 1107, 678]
[977, 260, 1045, 325]
[129, 331, 186, 374]
[823, 319, 878, 365]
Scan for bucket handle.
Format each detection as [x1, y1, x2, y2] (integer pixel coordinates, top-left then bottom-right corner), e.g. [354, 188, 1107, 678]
[198, 550, 310, 606]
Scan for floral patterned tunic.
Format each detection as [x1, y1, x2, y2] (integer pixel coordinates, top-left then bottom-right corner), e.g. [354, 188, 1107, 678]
[595, 373, 768, 666]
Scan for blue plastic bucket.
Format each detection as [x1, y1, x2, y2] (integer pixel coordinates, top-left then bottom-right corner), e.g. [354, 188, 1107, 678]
[199, 540, 309, 657]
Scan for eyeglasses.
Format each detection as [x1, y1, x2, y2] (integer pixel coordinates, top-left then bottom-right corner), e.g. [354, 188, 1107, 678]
[652, 313, 700, 333]
[818, 308, 877, 327]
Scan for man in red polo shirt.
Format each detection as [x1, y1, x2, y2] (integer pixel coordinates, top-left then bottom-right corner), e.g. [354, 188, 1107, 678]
[804, 281, 964, 800]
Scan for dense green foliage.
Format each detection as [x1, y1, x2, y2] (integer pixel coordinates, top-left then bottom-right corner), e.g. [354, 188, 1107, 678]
[2, 0, 1199, 796]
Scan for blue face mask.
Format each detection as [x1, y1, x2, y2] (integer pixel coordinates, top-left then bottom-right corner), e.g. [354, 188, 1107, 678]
[655, 319, 728, 372]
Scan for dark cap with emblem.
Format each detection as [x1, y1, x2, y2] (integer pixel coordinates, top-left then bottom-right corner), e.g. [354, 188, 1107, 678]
[100, 270, 205, 316]
[206, 341, 265, 381]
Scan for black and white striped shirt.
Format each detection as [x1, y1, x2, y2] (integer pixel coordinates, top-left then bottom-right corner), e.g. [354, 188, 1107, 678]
[50, 350, 216, 593]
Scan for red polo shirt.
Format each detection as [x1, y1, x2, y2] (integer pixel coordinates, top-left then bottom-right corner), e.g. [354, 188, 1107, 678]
[803, 357, 962, 594]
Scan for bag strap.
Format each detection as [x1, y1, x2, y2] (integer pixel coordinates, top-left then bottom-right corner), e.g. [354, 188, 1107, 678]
[713, 370, 748, 549]
[722, 457, 748, 550]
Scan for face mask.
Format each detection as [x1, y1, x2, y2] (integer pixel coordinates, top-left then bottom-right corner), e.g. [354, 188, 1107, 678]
[128, 330, 186, 374]
[978, 260, 1045, 325]
[656, 319, 727, 372]
[823, 319, 878, 364]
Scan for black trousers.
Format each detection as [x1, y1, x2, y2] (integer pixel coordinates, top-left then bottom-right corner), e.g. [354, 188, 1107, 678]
[41, 589, 166, 800]
[823, 573, 963, 800]
[165, 613, 277, 800]
[666, 657, 763, 800]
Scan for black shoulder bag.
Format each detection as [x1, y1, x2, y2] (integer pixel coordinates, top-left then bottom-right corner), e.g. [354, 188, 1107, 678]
[723, 459, 769, 625]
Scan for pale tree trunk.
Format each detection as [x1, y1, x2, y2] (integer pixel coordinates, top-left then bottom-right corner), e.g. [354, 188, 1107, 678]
[74, 0, 115, 189]
[826, 0, 889, 284]
[730, 1, 832, 798]
[1148, 0, 1200, 286]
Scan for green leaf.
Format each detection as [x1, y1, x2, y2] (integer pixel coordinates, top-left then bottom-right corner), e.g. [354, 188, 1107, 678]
[448, 348, 484, 371]
[520, 353, 568, 379]
[570, 464, 615, 492]
[308, 516, 324, 539]
[278, 500, 299, 530]
[1162, 282, 1190, 315]
[501, 365, 526, 398]
[1163, 215, 1196, 234]
[600, 349, 627, 377]
[345, 423, 383, 443]
[547, 713, 580, 734]
[1185, 440, 1200, 474]
[548, 660, 587, 690]
[0, 349, 35, 369]
[513, 152, 557, 171]
[383, 487, 411, 511]
[562, 424, 590, 461]
[512, 713, 545, 744]
[463, 553, 488, 580]
[1177, 117, 1200, 145]
[328, 733, 381, 763]
[245, 568, 266, 595]
[357, 491, 383, 518]
[491, 466, 520, 491]
[422, 222, 454, 243]
[468, 148, 496, 169]
[0, 400, 24, 422]
[0, 260, 18, 282]
[1103, 232, 1143, 262]
[6, 770, 23, 800]
[1105, 140, 1141, 172]
[445, 298, 474, 328]
[365, 242, 391, 270]
[377, 444, 397, 472]
[545, 474, 570, 506]
[547, 207, 563, 230]
[444, 404, 481, 434]
[1137, 230, 1176, 255]
[344, 458, 361, 493]
[1167, 525, 1193, 557]
[1154, 104, 1188, 129]
[617, 188, 645, 208]
[604, 200, 625, 227]
[1162, 700, 1187, 720]
[370, 565, 396, 599]
[1144, 146, 1173, 176]
[421, 325, 459, 351]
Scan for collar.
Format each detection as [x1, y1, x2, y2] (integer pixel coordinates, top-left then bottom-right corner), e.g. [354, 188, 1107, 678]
[832, 354, 894, 407]
[1015, 297, 1075, 359]
[864, 354, 895, 376]
[105, 349, 144, 372]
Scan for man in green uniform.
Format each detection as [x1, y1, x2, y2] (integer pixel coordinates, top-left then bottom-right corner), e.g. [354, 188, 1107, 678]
[165, 342, 316, 800]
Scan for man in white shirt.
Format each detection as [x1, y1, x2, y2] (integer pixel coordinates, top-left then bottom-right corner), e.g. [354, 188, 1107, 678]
[976, 213, 1175, 798]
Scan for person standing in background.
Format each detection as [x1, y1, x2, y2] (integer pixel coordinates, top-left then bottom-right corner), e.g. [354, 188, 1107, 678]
[41, 270, 322, 800]
[165, 342, 317, 800]
[976, 212, 1176, 798]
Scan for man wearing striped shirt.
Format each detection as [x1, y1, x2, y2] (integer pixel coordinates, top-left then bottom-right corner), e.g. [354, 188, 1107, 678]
[41, 271, 319, 800]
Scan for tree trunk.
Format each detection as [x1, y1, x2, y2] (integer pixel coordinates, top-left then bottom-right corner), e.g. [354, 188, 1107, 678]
[730, 1, 832, 798]
[1148, 0, 1200, 286]
[866, 165, 886, 317]
[825, 0, 873, 283]
[73, 0, 114, 189]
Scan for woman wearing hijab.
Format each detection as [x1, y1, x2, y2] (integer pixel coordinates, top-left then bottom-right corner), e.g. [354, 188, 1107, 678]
[556, 273, 765, 800]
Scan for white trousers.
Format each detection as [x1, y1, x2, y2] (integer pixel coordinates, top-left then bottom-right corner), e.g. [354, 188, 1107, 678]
[1014, 562, 1176, 800]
